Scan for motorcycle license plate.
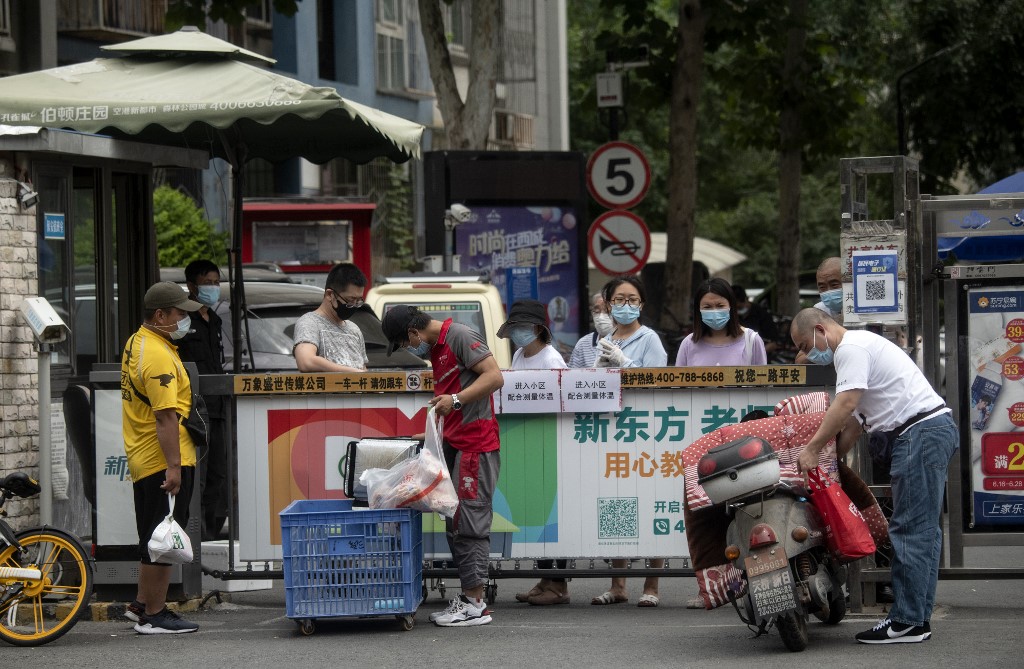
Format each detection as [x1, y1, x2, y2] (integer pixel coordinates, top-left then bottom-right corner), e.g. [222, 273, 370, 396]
[744, 547, 798, 619]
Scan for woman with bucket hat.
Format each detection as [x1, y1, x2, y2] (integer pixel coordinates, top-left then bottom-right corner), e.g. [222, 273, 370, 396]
[499, 300, 570, 605]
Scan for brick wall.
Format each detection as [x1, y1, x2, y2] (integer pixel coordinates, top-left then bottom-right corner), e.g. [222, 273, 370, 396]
[0, 173, 40, 530]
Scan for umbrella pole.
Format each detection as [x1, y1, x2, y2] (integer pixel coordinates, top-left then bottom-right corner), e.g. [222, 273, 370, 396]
[228, 143, 249, 374]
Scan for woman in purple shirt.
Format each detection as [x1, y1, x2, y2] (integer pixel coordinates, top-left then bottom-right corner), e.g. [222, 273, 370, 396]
[675, 278, 767, 367]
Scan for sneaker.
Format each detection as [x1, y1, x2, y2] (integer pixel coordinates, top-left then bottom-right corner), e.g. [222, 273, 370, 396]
[134, 607, 199, 635]
[431, 595, 492, 627]
[855, 618, 929, 644]
[124, 600, 144, 623]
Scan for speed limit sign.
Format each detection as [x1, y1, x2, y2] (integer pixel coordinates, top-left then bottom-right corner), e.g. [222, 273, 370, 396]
[586, 141, 651, 210]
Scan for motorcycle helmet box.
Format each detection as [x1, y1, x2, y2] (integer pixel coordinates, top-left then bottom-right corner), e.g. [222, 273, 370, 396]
[697, 436, 781, 505]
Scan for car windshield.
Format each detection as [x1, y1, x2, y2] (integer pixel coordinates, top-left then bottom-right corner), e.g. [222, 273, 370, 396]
[244, 307, 309, 356]
[383, 301, 487, 337]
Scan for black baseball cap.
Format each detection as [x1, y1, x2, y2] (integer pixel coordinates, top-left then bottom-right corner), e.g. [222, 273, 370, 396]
[381, 304, 421, 356]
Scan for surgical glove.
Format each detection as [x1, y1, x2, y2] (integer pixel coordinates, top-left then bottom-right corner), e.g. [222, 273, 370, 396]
[597, 339, 630, 367]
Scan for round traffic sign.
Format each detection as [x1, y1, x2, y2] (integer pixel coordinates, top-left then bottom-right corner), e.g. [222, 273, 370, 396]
[588, 210, 651, 276]
[586, 141, 651, 210]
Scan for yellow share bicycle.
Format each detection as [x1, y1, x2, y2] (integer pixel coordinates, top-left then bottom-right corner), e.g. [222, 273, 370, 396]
[0, 472, 94, 646]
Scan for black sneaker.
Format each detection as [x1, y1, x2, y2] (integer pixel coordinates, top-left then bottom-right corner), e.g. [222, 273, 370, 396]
[124, 600, 144, 623]
[855, 618, 929, 644]
[134, 607, 199, 635]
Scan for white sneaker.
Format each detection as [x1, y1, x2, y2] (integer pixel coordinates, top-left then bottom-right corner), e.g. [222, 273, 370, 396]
[431, 595, 492, 627]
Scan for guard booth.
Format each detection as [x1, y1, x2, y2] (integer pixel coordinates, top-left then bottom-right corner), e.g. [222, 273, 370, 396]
[840, 156, 1024, 598]
[0, 127, 208, 600]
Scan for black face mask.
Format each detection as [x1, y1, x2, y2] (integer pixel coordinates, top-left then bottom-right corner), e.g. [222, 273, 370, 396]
[333, 302, 361, 321]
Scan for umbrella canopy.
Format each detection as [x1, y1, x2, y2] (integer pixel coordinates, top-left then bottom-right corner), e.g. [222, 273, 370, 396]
[0, 26, 423, 165]
[0, 26, 424, 371]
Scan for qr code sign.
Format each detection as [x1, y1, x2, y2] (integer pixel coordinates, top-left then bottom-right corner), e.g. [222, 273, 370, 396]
[597, 497, 638, 539]
[864, 279, 887, 301]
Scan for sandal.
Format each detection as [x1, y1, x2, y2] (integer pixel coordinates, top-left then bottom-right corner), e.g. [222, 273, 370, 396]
[591, 591, 628, 605]
[516, 582, 546, 603]
[637, 593, 660, 608]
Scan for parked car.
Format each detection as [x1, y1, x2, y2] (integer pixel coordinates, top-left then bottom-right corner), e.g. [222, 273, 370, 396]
[213, 282, 426, 371]
[160, 263, 295, 284]
[365, 274, 512, 368]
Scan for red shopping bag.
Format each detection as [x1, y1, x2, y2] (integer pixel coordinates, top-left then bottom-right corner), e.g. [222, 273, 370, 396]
[807, 468, 876, 561]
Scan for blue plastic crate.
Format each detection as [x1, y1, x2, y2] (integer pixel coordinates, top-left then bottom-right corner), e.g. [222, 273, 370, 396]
[280, 499, 423, 621]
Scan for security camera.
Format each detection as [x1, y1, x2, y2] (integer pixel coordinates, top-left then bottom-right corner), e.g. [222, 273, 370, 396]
[18, 297, 69, 344]
[448, 204, 472, 224]
[18, 182, 38, 209]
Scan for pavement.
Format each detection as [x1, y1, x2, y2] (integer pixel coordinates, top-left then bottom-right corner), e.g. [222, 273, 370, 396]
[9, 545, 1023, 668]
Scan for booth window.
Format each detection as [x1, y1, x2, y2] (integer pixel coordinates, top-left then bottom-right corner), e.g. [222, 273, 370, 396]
[0, 0, 13, 52]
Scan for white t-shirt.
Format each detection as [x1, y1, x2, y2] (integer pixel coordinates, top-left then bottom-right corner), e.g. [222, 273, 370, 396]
[511, 344, 568, 370]
[834, 330, 943, 433]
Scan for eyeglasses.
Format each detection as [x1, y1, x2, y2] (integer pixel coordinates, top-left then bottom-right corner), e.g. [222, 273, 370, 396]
[609, 297, 642, 307]
[331, 291, 364, 308]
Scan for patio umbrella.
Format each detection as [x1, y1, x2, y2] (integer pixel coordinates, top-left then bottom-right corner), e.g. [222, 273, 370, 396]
[0, 26, 424, 371]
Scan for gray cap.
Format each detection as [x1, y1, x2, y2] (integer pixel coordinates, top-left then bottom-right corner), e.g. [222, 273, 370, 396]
[144, 281, 202, 312]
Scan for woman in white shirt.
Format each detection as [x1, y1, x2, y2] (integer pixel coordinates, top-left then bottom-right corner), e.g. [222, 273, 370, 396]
[499, 300, 569, 371]
[499, 300, 569, 606]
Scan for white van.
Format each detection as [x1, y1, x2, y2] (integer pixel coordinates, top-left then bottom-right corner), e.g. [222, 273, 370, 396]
[366, 275, 512, 368]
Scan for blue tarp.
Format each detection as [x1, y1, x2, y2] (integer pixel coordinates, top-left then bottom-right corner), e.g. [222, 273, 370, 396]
[937, 173, 1024, 262]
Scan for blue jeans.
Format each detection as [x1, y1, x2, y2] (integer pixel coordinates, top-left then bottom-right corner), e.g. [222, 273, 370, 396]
[887, 412, 959, 626]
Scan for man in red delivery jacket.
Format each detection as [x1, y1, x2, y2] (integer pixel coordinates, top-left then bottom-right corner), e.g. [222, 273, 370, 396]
[383, 305, 504, 627]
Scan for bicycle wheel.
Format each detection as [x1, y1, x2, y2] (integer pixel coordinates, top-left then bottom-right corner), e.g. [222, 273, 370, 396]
[0, 527, 93, 646]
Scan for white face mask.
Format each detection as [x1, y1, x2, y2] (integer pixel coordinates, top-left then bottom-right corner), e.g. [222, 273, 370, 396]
[170, 315, 192, 340]
[593, 312, 614, 336]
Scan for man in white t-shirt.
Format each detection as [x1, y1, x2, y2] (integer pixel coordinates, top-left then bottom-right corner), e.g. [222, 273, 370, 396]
[791, 308, 957, 645]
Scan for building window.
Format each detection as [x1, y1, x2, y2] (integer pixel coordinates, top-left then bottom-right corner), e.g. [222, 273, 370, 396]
[443, 0, 470, 54]
[376, 0, 407, 91]
[245, 0, 273, 28]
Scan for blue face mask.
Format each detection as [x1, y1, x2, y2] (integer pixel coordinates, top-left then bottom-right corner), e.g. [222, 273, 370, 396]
[510, 326, 537, 348]
[700, 309, 730, 331]
[820, 288, 843, 314]
[611, 304, 640, 325]
[170, 315, 191, 340]
[406, 341, 431, 358]
[196, 285, 220, 307]
[806, 329, 834, 365]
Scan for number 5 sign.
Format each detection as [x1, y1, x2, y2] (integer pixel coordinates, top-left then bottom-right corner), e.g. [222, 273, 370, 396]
[586, 141, 651, 210]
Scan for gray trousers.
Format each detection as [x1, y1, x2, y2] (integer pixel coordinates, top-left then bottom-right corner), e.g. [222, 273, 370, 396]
[442, 443, 500, 590]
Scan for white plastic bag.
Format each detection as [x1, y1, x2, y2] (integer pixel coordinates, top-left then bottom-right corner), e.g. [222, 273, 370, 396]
[147, 494, 194, 564]
[360, 408, 459, 518]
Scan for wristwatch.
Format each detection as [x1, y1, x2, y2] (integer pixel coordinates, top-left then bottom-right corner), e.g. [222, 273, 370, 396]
[450, 394, 462, 411]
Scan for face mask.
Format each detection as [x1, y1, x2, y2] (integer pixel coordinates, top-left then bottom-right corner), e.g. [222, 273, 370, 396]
[196, 285, 220, 307]
[406, 341, 431, 358]
[806, 329, 834, 365]
[700, 309, 730, 331]
[593, 313, 614, 337]
[170, 315, 191, 340]
[333, 302, 361, 321]
[611, 304, 640, 325]
[510, 326, 537, 348]
[820, 288, 843, 314]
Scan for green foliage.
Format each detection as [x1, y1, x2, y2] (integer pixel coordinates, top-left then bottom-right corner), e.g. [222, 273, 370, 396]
[152, 185, 229, 268]
[379, 164, 418, 272]
[166, 0, 301, 29]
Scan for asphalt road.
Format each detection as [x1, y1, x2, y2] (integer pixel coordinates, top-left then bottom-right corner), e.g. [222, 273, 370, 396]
[3, 567, 1020, 668]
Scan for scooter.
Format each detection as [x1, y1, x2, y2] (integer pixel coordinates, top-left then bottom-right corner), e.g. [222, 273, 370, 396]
[697, 435, 848, 652]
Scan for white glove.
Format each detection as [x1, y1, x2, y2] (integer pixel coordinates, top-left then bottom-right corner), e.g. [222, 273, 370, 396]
[597, 338, 630, 368]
